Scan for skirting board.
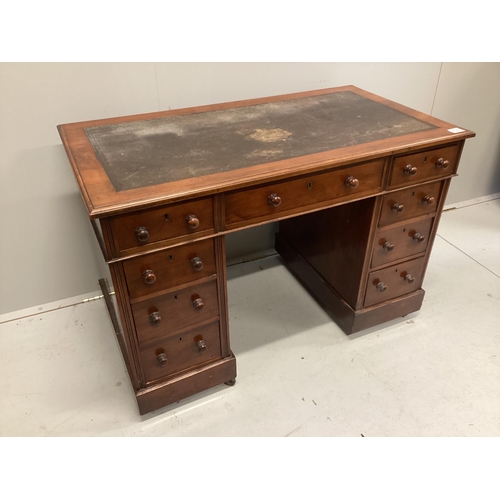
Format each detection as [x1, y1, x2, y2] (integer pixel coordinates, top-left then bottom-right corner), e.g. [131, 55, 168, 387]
[444, 192, 500, 211]
[0, 290, 103, 325]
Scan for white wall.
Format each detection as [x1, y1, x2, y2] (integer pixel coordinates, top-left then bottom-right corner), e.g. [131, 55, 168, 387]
[1, 62, 499, 315]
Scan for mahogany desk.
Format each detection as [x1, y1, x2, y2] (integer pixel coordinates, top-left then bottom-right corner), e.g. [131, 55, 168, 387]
[58, 86, 475, 414]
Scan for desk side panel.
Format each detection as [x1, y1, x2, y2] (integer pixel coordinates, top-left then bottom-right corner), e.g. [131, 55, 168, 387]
[277, 197, 376, 309]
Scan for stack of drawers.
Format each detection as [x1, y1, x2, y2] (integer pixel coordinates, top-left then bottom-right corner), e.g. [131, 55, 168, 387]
[364, 144, 459, 307]
[98, 142, 463, 410]
[107, 197, 230, 390]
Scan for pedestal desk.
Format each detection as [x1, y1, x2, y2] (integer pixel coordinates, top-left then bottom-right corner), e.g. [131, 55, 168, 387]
[58, 86, 475, 414]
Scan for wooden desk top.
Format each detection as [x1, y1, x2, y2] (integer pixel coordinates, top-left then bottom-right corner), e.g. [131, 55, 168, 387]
[57, 86, 474, 218]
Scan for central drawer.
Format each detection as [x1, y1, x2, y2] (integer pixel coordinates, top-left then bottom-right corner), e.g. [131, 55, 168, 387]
[132, 279, 220, 344]
[123, 239, 216, 301]
[224, 159, 385, 228]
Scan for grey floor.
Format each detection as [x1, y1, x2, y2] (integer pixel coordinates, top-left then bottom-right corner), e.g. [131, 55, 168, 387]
[1, 198, 499, 437]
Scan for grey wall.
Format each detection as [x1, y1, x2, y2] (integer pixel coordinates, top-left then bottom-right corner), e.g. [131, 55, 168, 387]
[1, 62, 499, 315]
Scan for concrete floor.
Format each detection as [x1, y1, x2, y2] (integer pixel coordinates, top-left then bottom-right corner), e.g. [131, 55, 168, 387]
[1, 198, 499, 437]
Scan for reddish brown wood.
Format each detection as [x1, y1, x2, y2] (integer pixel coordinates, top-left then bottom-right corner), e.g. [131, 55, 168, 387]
[378, 180, 442, 226]
[214, 236, 231, 359]
[136, 355, 237, 414]
[139, 321, 222, 383]
[57, 86, 475, 414]
[278, 197, 377, 309]
[110, 196, 215, 256]
[123, 239, 216, 301]
[389, 144, 460, 188]
[131, 279, 219, 344]
[57, 86, 474, 219]
[371, 217, 434, 267]
[186, 214, 200, 229]
[224, 159, 384, 229]
[364, 257, 426, 307]
[275, 231, 426, 334]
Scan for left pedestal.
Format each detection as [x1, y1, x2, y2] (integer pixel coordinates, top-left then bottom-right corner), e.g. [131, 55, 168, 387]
[98, 232, 236, 415]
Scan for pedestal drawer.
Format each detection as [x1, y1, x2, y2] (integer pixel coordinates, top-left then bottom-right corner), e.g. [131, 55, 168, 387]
[388, 144, 459, 189]
[139, 321, 222, 383]
[132, 279, 220, 344]
[225, 159, 384, 228]
[379, 180, 443, 227]
[371, 217, 433, 268]
[123, 239, 216, 300]
[364, 257, 425, 307]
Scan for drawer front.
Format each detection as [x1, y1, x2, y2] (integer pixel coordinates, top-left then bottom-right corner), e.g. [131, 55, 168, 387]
[379, 180, 443, 227]
[364, 257, 426, 307]
[123, 239, 216, 301]
[111, 197, 215, 253]
[139, 321, 222, 383]
[371, 218, 433, 268]
[389, 145, 459, 189]
[132, 280, 220, 344]
[224, 160, 385, 228]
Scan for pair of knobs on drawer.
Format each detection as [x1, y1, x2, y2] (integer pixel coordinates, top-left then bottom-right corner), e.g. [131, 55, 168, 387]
[142, 257, 203, 285]
[383, 232, 426, 252]
[156, 338, 208, 366]
[149, 298, 205, 326]
[391, 196, 435, 214]
[404, 158, 449, 176]
[135, 214, 200, 242]
[376, 273, 415, 292]
[267, 176, 360, 208]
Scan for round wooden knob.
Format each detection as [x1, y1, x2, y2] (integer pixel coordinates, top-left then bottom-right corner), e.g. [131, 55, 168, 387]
[404, 164, 418, 176]
[192, 297, 205, 311]
[268, 193, 282, 207]
[196, 339, 207, 353]
[376, 282, 388, 292]
[186, 214, 200, 229]
[190, 257, 203, 271]
[149, 311, 162, 326]
[345, 176, 359, 188]
[413, 232, 426, 243]
[391, 202, 405, 213]
[404, 273, 416, 283]
[435, 158, 450, 169]
[135, 226, 149, 242]
[157, 352, 168, 367]
[143, 269, 156, 285]
[383, 241, 395, 252]
[422, 195, 435, 205]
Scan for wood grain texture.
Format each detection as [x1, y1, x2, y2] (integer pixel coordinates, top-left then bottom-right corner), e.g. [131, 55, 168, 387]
[59, 86, 475, 414]
[378, 180, 443, 226]
[371, 217, 434, 268]
[131, 279, 219, 344]
[389, 144, 460, 188]
[57, 86, 475, 218]
[364, 257, 426, 307]
[278, 198, 376, 309]
[139, 321, 222, 384]
[110, 196, 215, 256]
[136, 354, 236, 415]
[224, 159, 384, 229]
[123, 238, 216, 301]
